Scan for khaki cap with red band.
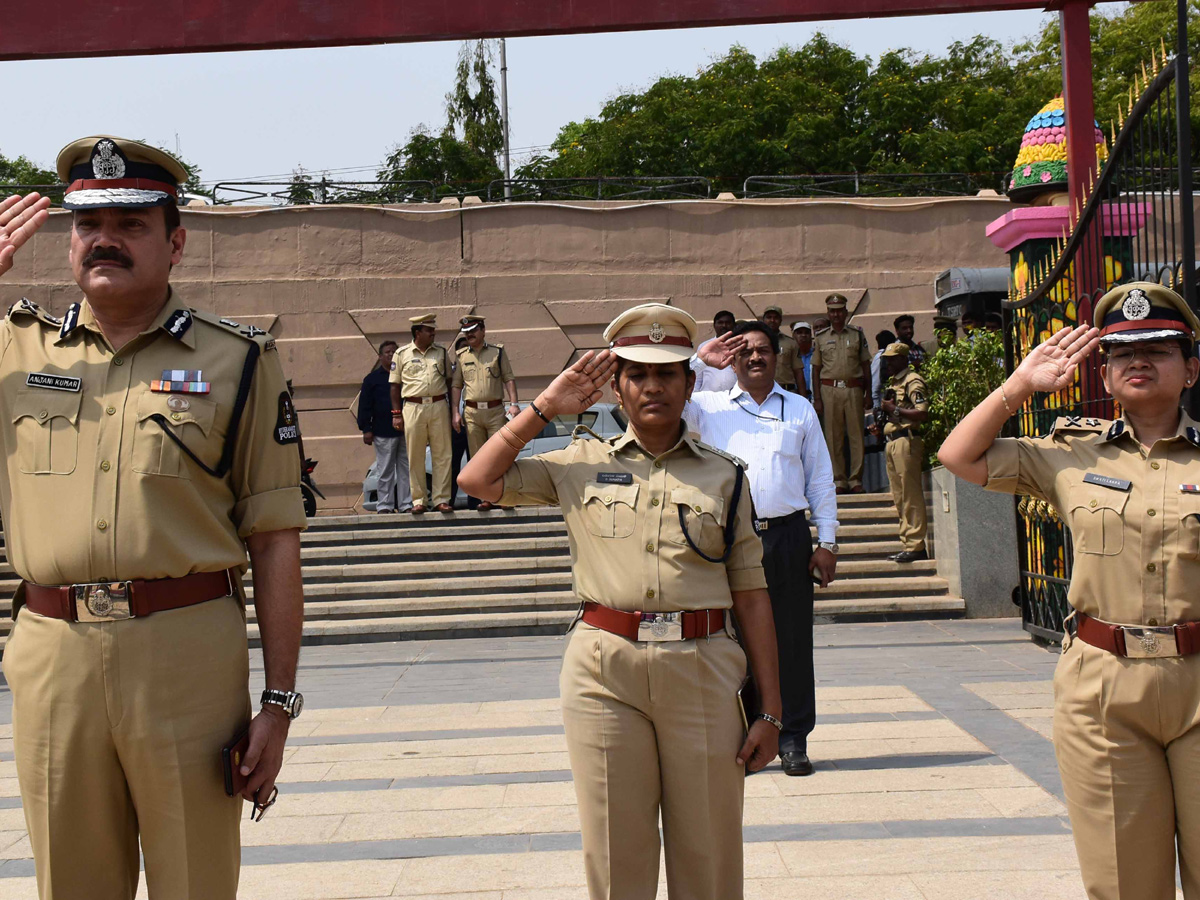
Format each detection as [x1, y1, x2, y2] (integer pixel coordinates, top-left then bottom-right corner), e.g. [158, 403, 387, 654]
[603, 303, 698, 364]
[1093, 282, 1200, 345]
[56, 136, 187, 211]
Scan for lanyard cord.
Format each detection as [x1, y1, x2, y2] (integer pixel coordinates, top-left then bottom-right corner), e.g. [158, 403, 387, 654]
[735, 391, 786, 422]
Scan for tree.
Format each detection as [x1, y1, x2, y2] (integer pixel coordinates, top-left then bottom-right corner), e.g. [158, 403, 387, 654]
[446, 40, 504, 161]
[285, 167, 316, 205]
[0, 152, 56, 186]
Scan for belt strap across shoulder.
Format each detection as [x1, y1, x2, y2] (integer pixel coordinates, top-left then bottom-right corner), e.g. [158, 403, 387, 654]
[581, 601, 725, 642]
[23, 569, 237, 623]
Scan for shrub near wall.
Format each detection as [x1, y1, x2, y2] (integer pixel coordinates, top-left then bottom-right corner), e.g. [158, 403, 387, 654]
[921, 330, 1006, 468]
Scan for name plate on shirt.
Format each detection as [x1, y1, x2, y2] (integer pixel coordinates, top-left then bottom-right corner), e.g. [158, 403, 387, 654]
[1083, 472, 1132, 492]
[595, 472, 633, 485]
[26, 372, 81, 392]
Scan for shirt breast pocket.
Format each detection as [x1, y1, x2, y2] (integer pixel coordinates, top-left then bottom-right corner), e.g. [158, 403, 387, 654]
[581, 483, 639, 538]
[12, 389, 82, 475]
[133, 393, 218, 479]
[668, 488, 726, 556]
[1179, 495, 1200, 559]
[1067, 485, 1129, 557]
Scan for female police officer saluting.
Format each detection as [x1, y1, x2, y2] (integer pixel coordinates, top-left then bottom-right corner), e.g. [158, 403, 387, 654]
[939, 282, 1200, 900]
[459, 303, 782, 900]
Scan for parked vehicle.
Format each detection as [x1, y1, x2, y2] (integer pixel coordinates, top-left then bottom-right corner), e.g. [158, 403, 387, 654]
[300, 457, 325, 517]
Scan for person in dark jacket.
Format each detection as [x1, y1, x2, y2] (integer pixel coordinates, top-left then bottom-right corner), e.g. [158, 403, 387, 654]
[359, 340, 412, 513]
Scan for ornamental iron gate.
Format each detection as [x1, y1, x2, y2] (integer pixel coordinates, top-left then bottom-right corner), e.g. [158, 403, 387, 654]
[1003, 37, 1197, 642]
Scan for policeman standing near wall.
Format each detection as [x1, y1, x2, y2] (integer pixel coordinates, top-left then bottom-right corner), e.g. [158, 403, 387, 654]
[451, 315, 519, 510]
[0, 141, 306, 899]
[390, 314, 453, 513]
[811, 293, 871, 493]
[762, 305, 805, 393]
[877, 343, 928, 562]
[939, 282, 1200, 900]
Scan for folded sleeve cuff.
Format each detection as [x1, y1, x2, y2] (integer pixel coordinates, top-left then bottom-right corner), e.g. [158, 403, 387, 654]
[984, 439, 1021, 495]
[727, 566, 768, 592]
[234, 487, 308, 538]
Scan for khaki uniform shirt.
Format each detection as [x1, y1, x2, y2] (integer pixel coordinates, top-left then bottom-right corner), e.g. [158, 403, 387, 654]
[499, 425, 766, 612]
[451, 343, 515, 402]
[985, 413, 1200, 625]
[389, 342, 449, 397]
[812, 326, 870, 382]
[775, 333, 800, 386]
[0, 295, 305, 586]
[884, 367, 927, 438]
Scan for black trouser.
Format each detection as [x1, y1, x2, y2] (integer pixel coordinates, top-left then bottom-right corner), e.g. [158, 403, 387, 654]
[760, 511, 815, 754]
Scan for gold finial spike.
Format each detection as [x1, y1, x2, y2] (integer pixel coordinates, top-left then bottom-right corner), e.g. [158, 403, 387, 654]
[1110, 120, 1117, 144]
[1162, 37, 1169, 66]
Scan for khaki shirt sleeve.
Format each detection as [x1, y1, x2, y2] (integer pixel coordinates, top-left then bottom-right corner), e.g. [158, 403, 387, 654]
[499, 346, 515, 383]
[811, 342, 824, 368]
[983, 435, 1060, 503]
[497, 444, 575, 506]
[451, 354, 465, 390]
[229, 344, 307, 538]
[387, 354, 402, 385]
[725, 469, 767, 592]
[857, 331, 871, 364]
[909, 375, 929, 411]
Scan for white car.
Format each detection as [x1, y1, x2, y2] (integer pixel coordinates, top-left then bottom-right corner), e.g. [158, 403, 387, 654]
[361, 402, 627, 511]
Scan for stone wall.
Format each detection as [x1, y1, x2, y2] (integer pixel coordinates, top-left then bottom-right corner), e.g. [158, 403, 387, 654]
[1, 196, 1012, 512]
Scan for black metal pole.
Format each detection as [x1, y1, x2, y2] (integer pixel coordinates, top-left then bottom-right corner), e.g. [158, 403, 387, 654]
[1177, 0, 1195, 309]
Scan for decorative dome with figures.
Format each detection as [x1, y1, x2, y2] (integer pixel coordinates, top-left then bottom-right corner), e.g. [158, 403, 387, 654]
[1008, 96, 1108, 203]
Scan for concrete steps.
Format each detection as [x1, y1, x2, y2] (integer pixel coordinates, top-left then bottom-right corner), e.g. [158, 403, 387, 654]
[0, 492, 962, 647]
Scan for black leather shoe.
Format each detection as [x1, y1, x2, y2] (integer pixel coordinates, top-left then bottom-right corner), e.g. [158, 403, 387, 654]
[780, 751, 814, 776]
[893, 548, 929, 563]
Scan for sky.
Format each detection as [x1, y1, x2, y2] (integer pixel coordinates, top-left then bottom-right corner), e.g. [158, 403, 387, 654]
[0, 8, 1069, 189]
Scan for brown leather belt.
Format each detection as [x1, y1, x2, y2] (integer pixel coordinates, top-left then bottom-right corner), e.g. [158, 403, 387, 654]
[820, 377, 863, 389]
[464, 399, 503, 409]
[403, 393, 447, 405]
[23, 569, 237, 623]
[581, 601, 725, 642]
[1075, 611, 1200, 659]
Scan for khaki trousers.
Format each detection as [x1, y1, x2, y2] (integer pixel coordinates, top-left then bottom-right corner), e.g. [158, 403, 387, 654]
[560, 622, 748, 900]
[3, 596, 250, 900]
[464, 405, 507, 457]
[884, 435, 927, 552]
[1054, 637, 1200, 899]
[820, 384, 865, 489]
[403, 399, 452, 507]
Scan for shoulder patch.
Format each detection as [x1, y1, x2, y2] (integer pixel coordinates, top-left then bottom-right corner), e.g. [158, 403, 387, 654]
[275, 391, 300, 444]
[695, 440, 747, 469]
[1050, 416, 1108, 439]
[9, 297, 63, 328]
[1186, 426, 1200, 449]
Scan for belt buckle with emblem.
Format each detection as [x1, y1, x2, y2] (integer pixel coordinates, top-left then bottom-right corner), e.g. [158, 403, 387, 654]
[73, 581, 133, 622]
[638, 611, 683, 641]
[1123, 625, 1176, 658]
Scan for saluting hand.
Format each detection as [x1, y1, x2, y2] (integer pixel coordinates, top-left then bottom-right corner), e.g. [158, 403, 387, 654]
[1013, 324, 1100, 394]
[697, 332, 746, 370]
[0, 193, 51, 278]
[736, 719, 780, 773]
[536, 349, 617, 417]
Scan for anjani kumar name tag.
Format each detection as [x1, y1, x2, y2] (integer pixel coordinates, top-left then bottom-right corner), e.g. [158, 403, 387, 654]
[26, 372, 81, 392]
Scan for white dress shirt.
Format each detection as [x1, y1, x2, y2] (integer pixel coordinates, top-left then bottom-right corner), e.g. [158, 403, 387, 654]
[684, 383, 839, 543]
[690, 338, 738, 394]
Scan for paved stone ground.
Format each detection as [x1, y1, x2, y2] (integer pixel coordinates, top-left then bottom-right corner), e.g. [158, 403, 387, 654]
[0, 619, 1159, 899]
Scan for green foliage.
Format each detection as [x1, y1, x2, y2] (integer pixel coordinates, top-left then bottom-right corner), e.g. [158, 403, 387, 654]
[285, 167, 316, 206]
[446, 40, 504, 160]
[0, 152, 56, 185]
[920, 331, 1006, 467]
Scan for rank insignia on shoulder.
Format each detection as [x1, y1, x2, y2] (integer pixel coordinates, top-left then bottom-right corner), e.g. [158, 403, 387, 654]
[595, 472, 633, 485]
[275, 391, 300, 444]
[151, 370, 210, 394]
[219, 318, 241, 328]
[263, 339, 276, 352]
[240, 325, 268, 338]
[163, 308, 193, 339]
[1181, 484, 1200, 494]
[1050, 416, 1106, 437]
[1083, 472, 1132, 492]
[1186, 427, 1200, 449]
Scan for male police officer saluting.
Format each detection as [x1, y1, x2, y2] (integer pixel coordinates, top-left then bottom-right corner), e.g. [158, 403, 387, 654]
[0, 137, 307, 899]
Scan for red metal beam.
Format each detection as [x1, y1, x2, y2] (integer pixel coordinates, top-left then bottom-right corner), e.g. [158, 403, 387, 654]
[1, 0, 1083, 62]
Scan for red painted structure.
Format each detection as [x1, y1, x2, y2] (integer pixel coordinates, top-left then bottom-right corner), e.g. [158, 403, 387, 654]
[1, 0, 1114, 61]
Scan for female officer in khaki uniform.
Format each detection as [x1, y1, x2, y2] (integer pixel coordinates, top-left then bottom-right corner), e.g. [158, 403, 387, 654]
[939, 282, 1200, 900]
[459, 303, 782, 900]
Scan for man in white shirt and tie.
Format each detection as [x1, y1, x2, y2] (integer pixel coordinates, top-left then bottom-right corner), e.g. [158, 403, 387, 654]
[687, 321, 839, 776]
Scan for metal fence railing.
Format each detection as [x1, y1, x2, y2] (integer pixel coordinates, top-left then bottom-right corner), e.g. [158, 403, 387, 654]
[743, 172, 1009, 198]
[487, 176, 712, 202]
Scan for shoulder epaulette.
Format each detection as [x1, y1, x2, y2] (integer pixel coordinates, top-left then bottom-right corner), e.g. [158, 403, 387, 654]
[191, 309, 277, 351]
[8, 297, 62, 328]
[1050, 415, 1108, 439]
[696, 439, 747, 469]
[455, 344, 469, 355]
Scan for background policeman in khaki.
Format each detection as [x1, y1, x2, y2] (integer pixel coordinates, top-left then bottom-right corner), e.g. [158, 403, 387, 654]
[459, 304, 782, 900]
[451, 315, 518, 510]
[877, 343, 928, 562]
[939, 283, 1200, 900]
[761, 305, 804, 392]
[0, 140, 306, 900]
[811, 293, 871, 492]
[389, 314, 453, 512]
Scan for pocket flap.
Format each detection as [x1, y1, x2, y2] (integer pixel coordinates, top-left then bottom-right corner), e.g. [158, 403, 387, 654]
[671, 487, 724, 520]
[1068, 483, 1130, 515]
[1181, 494, 1200, 522]
[12, 388, 82, 425]
[136, 392, 217, 437]
[583, 482, 639, 508]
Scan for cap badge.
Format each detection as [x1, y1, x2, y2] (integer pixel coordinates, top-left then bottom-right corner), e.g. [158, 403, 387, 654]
[648, 322, 665, 343]
[91, 139, 126, 180]
[1122, 289, 1151, 321]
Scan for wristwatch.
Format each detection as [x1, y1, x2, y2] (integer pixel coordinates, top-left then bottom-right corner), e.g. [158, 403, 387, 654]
[817, 541, 839, 555]
[261, 689, 304, 720]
